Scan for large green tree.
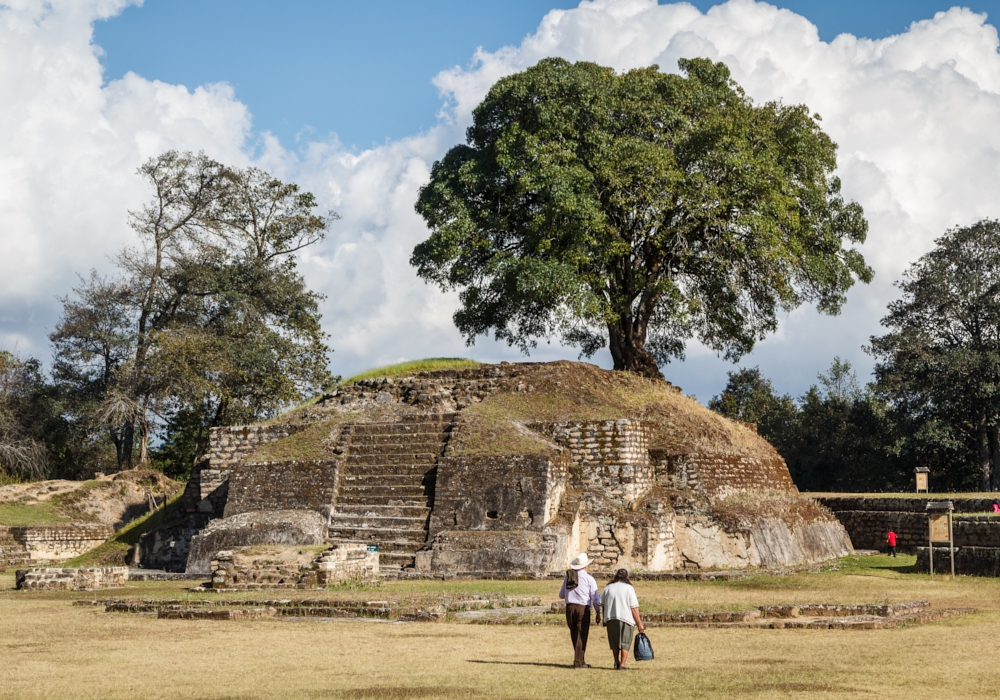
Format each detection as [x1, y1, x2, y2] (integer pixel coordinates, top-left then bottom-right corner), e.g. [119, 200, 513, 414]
[51, 151, 335, 475]
[412, 58, 872, 378]
[869, 219, 1000, 490]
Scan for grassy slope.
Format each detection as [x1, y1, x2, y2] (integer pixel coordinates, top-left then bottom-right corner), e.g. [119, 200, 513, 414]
[2, 554, 1000, 699]
[454, 361, 777, 458]
[342, 358, 480, 384]
[246, 419, 349, 463]
[63, 493, 183, 567]
[0, 501, 72, 527]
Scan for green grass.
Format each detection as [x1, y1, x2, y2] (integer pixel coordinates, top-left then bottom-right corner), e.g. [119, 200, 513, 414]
[341, 358, 480, 384]
[4, 553, 1000, 699]
[63, 493, 184, 567]
[805, 492, 1000, 498]
[247, 417, 359, 462]
[0, 501, 71, 527]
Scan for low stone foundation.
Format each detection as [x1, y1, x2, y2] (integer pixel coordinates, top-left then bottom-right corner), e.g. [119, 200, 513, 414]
[186, 509, 328, 574]
[8, 524, 112, 562]
[15, 566, 128, 590]
[209, 543, 379, 589]
[915, 546, 1000, 576]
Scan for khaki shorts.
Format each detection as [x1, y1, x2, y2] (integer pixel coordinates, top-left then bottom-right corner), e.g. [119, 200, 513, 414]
[606, 618, 635, 650]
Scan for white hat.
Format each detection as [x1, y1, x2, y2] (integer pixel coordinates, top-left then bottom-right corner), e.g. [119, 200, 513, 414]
[570, 553, 592, 570]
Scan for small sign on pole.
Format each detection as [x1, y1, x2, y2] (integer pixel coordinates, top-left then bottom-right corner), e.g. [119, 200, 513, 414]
[926, 500, 955, 578]
[915, 467, 929, 493]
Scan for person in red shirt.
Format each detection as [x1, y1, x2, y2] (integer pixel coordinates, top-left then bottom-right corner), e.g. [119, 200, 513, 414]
[887, 530, 897, 557]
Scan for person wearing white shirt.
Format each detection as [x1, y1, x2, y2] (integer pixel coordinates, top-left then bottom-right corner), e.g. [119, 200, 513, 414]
[601, 568, 645, 670]
[558, 552, 602, 668]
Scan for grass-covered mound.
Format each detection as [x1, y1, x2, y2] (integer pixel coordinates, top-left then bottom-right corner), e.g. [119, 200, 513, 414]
[342, 358, 480, 384]
[453, 361, 777, 458]
[0, 470, 180, 528]
[64, 493, 183, 568]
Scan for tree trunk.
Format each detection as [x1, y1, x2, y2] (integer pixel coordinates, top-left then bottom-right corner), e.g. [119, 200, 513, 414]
[991, 424, 1000, 492]
[607, 319, 663, 380]
[114, 422, 134, 472]
[978, 417, 991, 491]
[137, 412, 149, 466]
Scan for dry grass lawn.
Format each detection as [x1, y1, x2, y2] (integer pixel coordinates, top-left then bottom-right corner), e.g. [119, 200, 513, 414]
[2, 556, 1000, 699]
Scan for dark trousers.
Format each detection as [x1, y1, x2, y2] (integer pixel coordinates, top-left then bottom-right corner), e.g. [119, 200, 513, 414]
[889, 545, 897, 557]
[565, 604, 591, 667]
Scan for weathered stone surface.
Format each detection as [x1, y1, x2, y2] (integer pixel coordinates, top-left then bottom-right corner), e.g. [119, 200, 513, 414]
[532, 420, 654, 507]
[186, 510, 327, 574]
[224, 460, 340, 519]
[673, 516, 760, 569]
[15, 566, 128, 590]
[415, 530, 569, 574]
[651, 452, 797, 499]
[430, 453, 567, 535]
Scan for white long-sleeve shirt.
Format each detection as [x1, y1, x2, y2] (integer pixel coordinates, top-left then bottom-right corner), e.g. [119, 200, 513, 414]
[559, 568, 601, 607]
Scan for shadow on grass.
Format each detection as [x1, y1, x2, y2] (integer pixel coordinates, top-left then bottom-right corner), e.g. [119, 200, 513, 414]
[468, 660, 576, 669]
[864, 560, 916, 574]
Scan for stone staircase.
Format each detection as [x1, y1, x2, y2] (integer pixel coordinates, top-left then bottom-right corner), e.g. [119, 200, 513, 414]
[0, 527, 31, 573]
[328, 414, 455, 571]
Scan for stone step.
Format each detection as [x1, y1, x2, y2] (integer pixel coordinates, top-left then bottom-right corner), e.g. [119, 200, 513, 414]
[351, 417, 454, 433]
[374, 540, 427, 555]
[329, 514, 429, 529]
[349, 431, 447, 444]
[340, 464, 436, 477]
[324, 540, 424, 567]
[338, 484, 427, 497]
[347, 444, 443, 457]
[327, 526, 428, 542]
[375, 552, 421, 568]
[340, 474, 433, 486]
[336, 495, 430, 508]
[334, 504, 431, 518]
[346, 453, 439, 466]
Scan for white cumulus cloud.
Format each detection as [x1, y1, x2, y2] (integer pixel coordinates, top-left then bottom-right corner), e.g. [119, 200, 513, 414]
[4, 0, 1000, 400]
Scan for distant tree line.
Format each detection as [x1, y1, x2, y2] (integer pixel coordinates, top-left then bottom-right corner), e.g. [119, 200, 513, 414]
[0, 151, 335, 482]
[712, 220, 1000, 492]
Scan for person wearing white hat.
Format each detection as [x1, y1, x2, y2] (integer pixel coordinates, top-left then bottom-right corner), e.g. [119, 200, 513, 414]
[558, 552, 602, 668]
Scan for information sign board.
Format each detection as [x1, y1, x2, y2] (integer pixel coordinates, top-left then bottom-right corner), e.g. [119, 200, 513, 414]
[929, 513, 951, 542]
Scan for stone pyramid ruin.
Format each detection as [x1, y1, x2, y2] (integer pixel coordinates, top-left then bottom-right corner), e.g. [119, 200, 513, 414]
[139, 361, 852, 576]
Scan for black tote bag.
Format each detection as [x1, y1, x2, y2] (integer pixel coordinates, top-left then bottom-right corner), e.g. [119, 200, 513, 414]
[633, 632, 654, 661]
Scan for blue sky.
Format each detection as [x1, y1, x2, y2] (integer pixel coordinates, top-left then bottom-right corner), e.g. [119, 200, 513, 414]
[94, 1, 1000, 150]
[6, 0, 1000, 402]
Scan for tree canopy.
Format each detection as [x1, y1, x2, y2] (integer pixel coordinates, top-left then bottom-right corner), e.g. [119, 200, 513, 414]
[412, 57, 872, 378]
[50, 151, 335, 475]
[869, 219, 1000, 490]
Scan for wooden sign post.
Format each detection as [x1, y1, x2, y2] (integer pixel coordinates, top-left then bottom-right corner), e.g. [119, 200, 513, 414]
[926, 500, 955, 578]
[915, 467, 929, 493]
